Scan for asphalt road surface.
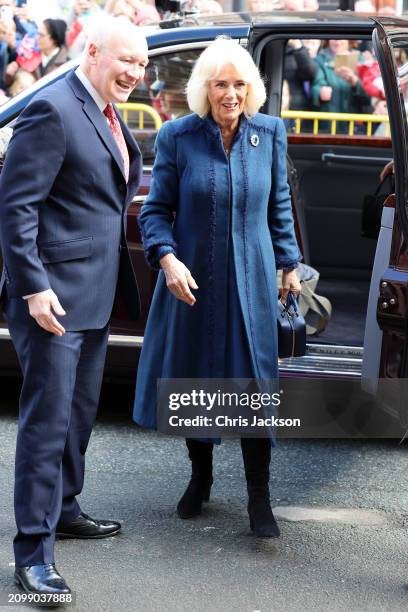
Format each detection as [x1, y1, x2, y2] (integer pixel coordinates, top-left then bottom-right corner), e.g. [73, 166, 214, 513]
[0, 380, 408, 612]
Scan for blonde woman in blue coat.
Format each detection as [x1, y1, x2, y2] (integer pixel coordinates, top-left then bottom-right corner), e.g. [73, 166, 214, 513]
[134, 37, 301, 538]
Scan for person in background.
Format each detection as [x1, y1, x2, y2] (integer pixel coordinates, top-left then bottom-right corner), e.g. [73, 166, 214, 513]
[373, 99, 389, 136]
[13, 2, 38, 48]
[0, 20, 16, 89]
[378, 4, 397, 15]
[66, 0, 102, 58]
[303, 0, 319, 8]
[353, 0, 376, 11]
[195, 0, 223, 15]
[282, 78, 290, 110]
[154, 81, 190, 119]
[105, 0, 136, 19]
[311, 39, 371, 133]
[105, 0, 160, 24]
[284, 0, 319, 10]
[284, 39, 318, 112]
[302, 38, 320, 59]
[24, 0, 66, 22]
[247, 0, 283, 11]
[8, 65, 35, 94]
[132, 0, 160, 24]
[281, 78, 295, 132]
[34, 18, 68, 79]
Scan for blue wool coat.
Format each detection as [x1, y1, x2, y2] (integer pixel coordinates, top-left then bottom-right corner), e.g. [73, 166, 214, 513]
[133, 112, 301, 428]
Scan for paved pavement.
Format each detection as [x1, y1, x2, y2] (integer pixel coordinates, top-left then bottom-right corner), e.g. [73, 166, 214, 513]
[0, 380, 408, 612]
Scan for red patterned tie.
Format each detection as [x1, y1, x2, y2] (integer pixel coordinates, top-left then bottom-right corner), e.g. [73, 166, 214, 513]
[103, 103, 130, 182]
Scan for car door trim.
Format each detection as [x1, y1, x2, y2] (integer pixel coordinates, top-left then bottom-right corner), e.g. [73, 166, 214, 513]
[0, 327, 362, 377]
[322, 153, 392, 165]
[147, 39, 247, 58]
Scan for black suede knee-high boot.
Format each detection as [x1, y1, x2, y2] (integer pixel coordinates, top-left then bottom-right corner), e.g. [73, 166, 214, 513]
[241, 438, 280, 538]
[177, 439, 213, 519]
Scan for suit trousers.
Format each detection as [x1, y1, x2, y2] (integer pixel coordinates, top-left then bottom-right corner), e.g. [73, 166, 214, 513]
[5, 300, 109, 567]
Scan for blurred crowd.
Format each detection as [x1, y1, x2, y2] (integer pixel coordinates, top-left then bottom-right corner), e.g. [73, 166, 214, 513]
[0, 0, 399, 128]
[282, 37, 395, 134]
[0, 0, 162, 103]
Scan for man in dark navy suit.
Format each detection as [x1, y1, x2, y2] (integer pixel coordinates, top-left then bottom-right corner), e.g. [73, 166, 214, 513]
[0, 15, 148, 595]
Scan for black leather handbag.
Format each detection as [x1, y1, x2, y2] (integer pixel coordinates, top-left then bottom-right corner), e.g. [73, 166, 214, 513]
[277, 292, 306, 358]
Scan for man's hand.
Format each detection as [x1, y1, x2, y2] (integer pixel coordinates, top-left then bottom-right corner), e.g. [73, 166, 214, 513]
[281, 269, 301, 304]
[160, 253, 198, 306]
[5, 60, 19, 79]
[28, 289, 66, 336]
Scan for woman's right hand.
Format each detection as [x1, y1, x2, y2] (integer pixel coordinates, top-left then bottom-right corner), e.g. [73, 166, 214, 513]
[160, 253, 198, 306]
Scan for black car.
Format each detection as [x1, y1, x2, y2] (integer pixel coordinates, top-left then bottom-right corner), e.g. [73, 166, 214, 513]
[0, 12, 407, 418]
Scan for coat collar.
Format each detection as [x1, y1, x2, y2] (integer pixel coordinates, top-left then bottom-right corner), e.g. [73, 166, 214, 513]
[66, 70, 140, 189]
[201, 112, 248, 140]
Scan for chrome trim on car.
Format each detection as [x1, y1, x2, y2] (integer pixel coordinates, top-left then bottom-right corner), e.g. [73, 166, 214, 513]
[0, 327, 145, 348]
[279, 344, 363, 378]
[322, 153, 392, 166]
[305, 344, 363, 358]
[108, 334, 144, 348]
[0, 328, 10, 340]
[132, 195, 147, 205]
[148, 41, 215, 56]
[148, 39, 247, 57]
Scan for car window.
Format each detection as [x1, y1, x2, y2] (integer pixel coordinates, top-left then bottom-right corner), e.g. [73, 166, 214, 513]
[281, 38, 390, 138]
[120, 48, 202, 163]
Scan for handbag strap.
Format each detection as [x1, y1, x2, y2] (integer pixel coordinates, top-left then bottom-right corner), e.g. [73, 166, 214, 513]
[299, 282, 332, 335]
[280, 291, 300, 316]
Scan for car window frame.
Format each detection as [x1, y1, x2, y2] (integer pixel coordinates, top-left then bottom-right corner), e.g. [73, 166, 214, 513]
[373, 21, 408, 250]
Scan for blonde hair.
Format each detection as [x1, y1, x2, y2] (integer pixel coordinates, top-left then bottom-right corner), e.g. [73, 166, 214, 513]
[186, 37, 266, 118]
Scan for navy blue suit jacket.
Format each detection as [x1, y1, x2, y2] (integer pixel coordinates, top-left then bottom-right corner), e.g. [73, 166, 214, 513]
[0, 70, 141, 330]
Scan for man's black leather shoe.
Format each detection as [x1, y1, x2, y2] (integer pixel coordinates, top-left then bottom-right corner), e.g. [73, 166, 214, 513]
[15, 564, 71, 595]
[56, 512, 121, 539]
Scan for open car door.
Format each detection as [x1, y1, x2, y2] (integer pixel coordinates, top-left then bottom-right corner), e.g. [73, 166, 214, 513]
[364, 17, 408, 402]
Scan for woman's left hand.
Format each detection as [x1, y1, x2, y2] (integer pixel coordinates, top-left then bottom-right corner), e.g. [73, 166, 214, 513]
[281, 269, 301, 303]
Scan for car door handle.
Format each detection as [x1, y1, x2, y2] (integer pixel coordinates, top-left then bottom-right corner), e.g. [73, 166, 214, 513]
[321, 153, 392, 165]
